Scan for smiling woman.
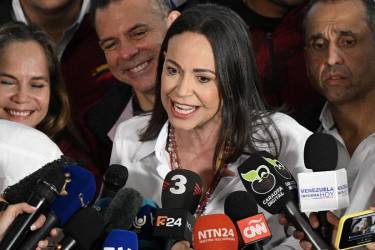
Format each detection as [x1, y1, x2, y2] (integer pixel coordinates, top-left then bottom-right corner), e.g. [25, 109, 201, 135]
[110, 3, 312, 249]
[0, 22, 99, 181]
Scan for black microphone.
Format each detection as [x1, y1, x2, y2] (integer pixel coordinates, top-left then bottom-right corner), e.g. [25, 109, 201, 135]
[304, 133, 338, 243]
[0, 166, 65, 250]
[2, 156, 69, 204]
[225, 191, 271, 250]
[238, 151, 330, 250]
[96, 164, 128, 201]
[57, 207, 105, 250]
[153, 169, 202, 249]
[103, 188, 143, 233]
[19, 212, 59, 250]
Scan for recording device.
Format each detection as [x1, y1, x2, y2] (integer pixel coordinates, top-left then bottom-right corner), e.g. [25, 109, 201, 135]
[335, 210, 375, 250]
[192, 214, 238, 250]
[238, 151, 330, 250]
[19, 212, 59, 250]
[50, 165, 96, 226]
[302, 132, 348, 243]
[103, 188, 143, 233]
[153, 169, 202, 245]
[96, 164, 128, 201]
[0, 166, 65, 250]
[129, 199, 163, 249]
[19, 165, 97, 250]
[2, 156, 69, 204]
[57, 207, 105, 250]
[102, 229, 138, 250]
[225, 191, 271, 250]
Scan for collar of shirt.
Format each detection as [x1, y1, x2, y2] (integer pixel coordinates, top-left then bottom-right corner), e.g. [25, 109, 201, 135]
[12, 0, 91, 59]
[319, 102, 375, 199]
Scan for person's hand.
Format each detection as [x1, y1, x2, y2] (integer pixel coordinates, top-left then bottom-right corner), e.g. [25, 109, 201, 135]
[171, 240, 194, 250]
[35, 227, 61, 250]
[278, 212, 339, 250]
[0, 202, 45, 241]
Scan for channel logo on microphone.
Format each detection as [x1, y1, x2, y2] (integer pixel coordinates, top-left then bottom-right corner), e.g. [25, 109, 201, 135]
[237, 213, 271, 244]
[155, 215, 183, 227]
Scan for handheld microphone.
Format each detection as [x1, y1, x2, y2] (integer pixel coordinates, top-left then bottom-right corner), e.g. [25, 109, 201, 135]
[2, 156, 69, 204]
[301, 133, 348, 243]
[50, 165, 96, 226]
[103, 188, 143, 233]
[19, 165, 97, 250]
[238, 152, 330, 250]
[102, 229, 138, 250]
[129, 199, 163, 249]
[153, 169, 202, 245]
[0, 166, 65, 250]
[192, 214, 238, 250]
[57, 207, 105, 250]
[225, 191, 271, 250]
[96, 164, 128, 201]
[19, 212, 59, 250]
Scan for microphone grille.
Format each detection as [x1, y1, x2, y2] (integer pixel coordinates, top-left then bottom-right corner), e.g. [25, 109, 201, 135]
[224, 191, 258, 222]
[304, 133, 338, 171]
[103, 164, 128, 189]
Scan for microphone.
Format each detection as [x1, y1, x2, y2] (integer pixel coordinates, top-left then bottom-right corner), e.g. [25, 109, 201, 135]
[19, 212, 59, 250]
[96, 164, 128, 201]
[153, 169, 202, 245]
[225, 191, 271, 250]
[103, 188, 143, 233]
[238, 152, 330, 250]
[192, 214, 238, 250]
[102, 229, 138, 250]
[0, 166, 65, 250]
[301, 133, 349, 243]
[50, 165, 97, 226]
[129, 199, 163, 249]
[2, 156, 69, 204]
[19, 165, 97, 250]
[57, 207, 105, 250]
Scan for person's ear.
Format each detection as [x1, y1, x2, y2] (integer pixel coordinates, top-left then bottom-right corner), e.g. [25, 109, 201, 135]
[167, 10, 180, 28]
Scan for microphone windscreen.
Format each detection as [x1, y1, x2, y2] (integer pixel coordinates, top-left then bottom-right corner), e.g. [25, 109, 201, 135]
[50, 165, 96, 226]
[304, 133, 338, 171]
[63, 207, 105, 249]
[102, 229, 138, 249]
[224, 191, 258, 221]
[2, 156, 68, 204]
[104, 188, 143, 231]
[162, 169, 202, 213]
[193, 214, 238, 250]
[103, 164, 128, 193]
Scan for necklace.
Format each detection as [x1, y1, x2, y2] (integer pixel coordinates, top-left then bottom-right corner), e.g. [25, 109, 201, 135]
[166, 125, 228, 216]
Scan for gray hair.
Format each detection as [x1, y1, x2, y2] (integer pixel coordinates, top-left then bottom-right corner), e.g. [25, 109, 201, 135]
[91, 0, 172, 24]
[304, 0, 375, 40]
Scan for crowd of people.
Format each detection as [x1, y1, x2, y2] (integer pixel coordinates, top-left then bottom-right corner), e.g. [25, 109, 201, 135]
[0, 0, 374, 249]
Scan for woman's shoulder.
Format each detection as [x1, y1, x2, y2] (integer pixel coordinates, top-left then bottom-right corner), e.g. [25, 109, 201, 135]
[114, 114, 152, 142]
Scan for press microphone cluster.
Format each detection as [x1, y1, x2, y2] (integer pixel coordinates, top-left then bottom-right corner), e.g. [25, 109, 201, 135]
[20, 164, 97, 250]
[238, 151, 330, 250]
[0, 163, 66, 250]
